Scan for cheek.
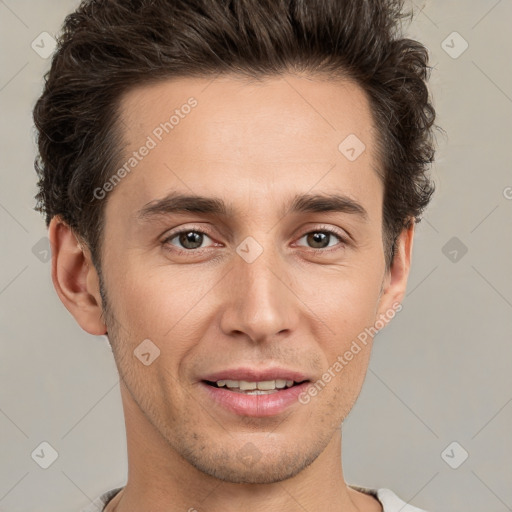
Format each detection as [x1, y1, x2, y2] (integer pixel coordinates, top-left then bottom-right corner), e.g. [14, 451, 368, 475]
[299, 265, 382, 391]
[302, 265, 383, 337]
[105, 263, 219, 352]
[105, 244, 383, 357]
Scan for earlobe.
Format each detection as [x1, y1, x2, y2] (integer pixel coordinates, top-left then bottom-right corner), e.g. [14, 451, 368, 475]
[48, 216, 107, 335]
[376, 221, 415, 325]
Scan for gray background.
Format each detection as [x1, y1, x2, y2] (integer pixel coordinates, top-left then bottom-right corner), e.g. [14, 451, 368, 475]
[1, 1, 511, 511]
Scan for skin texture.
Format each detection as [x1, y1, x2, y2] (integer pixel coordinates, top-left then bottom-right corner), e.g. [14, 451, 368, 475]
[49, 74, 414, 512]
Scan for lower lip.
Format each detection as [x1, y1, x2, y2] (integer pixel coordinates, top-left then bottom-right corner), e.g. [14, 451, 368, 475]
[200, 381, 310, 417]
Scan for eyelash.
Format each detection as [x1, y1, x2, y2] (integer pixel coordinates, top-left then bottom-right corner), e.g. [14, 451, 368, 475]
[161, 224, 348, 256]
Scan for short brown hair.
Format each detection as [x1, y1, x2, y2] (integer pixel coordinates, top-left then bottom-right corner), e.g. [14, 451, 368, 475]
[33, 0, 437, 270]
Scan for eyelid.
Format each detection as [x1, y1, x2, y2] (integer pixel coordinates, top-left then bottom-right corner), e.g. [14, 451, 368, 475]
[162, 224, 206, 238]
[161, 224, 219, 249]
[293, 224, 349, 250]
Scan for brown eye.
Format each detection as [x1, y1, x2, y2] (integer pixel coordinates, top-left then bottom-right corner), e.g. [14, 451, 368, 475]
[297, 230, 343, 250]
[179, 231, 204, 249]
[165, 230, 212, 250]
[307, 232, 330, 248]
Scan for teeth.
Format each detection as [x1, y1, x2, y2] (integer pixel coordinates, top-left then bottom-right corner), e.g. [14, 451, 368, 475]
[240, 381, 257, 390]
[233, 389, 278, 395]
[257, 380, 275, 390]
[214, 379, 297, 390]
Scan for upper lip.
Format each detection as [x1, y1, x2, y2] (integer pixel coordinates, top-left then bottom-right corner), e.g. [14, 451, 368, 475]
[201, 367, 311, 383]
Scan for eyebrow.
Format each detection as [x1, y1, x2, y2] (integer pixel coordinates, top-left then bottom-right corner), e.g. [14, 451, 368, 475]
[136, 191, 368, 222]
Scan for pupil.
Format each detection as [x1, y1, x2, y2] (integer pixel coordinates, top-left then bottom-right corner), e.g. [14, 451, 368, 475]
[180, 231, 203, 249]
[308, 232, 329, 248]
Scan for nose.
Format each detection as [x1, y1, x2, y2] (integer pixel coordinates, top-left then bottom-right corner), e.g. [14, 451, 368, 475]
[219, 242, 300, 343]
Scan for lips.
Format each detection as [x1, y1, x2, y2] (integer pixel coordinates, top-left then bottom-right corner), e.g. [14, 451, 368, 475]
[198, 367, 312, 417]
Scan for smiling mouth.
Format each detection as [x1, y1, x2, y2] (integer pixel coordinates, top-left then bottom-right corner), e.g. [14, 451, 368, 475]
[203, 379, 308, 395]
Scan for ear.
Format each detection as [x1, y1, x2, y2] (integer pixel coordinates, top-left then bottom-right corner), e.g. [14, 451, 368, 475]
[375, 221, 415, 324]
[48, 216, 107, 335]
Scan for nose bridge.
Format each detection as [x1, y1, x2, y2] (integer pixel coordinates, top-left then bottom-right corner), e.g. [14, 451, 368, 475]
[219, 238, 298, 341]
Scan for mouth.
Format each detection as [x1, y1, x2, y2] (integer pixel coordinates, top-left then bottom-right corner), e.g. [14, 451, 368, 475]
[199, 370, 312, 417]
[203, 379, 308, 395]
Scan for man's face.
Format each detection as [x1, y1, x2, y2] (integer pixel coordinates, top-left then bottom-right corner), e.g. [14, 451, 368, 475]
[98, 74, 403, 484]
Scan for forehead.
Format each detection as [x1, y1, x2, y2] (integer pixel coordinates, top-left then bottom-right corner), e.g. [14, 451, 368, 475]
[119, 73, 376, 157]
[109, 73, 382, 219]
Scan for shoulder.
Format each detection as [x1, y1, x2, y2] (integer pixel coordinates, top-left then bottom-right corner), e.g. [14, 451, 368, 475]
[83, 485, 429, 512]
[349, 484, 430, 512]
[80, 487, 124, 512]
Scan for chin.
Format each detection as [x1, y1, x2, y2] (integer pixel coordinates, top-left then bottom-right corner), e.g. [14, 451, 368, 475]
[189, 446, 319, 485]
